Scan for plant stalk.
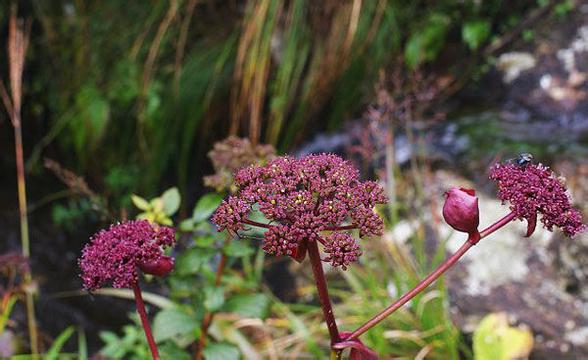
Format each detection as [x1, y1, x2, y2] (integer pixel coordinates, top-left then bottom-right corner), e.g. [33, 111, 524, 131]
[343, 212, 517, 341]
[307, 239, 341, 346]
[132, 282, 160, 360]
[13, 99, 38, 357]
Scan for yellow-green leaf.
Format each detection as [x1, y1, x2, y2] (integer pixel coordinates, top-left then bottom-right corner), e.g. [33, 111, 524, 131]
[473, 312, 533, 360]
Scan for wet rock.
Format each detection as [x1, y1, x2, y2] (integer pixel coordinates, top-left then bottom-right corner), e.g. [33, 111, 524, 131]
[497, 52, 537, 83]
[499, 7, 588, 133]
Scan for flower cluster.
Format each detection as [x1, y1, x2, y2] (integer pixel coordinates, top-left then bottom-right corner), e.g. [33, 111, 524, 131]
[323, 233, 361, 270]
[79, 220, 175, 291]
[204, 136, 275, 192]
[490, 162, 585, 237]
[212, 154, 387, 269]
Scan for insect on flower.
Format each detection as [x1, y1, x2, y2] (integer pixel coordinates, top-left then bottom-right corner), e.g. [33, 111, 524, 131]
[507, 152, 534, 167]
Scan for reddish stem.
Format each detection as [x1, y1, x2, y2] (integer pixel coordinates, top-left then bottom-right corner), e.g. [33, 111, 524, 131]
[132, 282, 160, 360]
[243, 218, 356, 233]
[307, 239, 340, 345]
[342, 211, 517, 341]
[242, 219, 270, 228]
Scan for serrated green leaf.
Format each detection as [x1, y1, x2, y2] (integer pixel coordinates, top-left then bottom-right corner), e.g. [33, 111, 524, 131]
[223, 241, 254, 258]
[131, 195, 151, 211]
[204, 286, 225, 312]
[202, 342, 240, 360]
[193, 193, 223, 223]
[222, 294, 270, 319]
[161, 187, 181, 216]
[153, 308, 198, 343]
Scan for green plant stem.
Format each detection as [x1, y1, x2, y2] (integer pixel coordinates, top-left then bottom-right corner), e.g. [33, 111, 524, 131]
[14, 117, 38, 356]
[132, 282, 160, 360]
[307, 239, 341, 348]
[341, 211, 517, 342]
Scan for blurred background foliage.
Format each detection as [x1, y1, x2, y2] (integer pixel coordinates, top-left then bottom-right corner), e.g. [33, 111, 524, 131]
[1, 0, 546, 200]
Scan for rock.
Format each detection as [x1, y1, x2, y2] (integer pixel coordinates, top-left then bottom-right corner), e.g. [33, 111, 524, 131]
[497, 52, 537, 83]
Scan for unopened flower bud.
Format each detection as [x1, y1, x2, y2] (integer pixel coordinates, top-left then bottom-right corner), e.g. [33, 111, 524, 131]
[139, 256, 174, 277]
[443, 187, 480, 240]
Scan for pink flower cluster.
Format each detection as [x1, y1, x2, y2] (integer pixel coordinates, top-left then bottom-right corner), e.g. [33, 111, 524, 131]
[79, 220, 175, 290]
[323, 233, 361, 270]
[204, 136, 275, 192]
[490, 162, 585, 237]
[212, 154, 387, 268]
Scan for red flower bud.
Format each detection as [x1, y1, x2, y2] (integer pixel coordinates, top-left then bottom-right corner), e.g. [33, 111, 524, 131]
[443, 187, 480, 240]
[139, 256, 174, 277]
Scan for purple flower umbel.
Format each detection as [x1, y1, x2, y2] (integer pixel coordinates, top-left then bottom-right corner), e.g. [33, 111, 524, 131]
[79, 220, 175, 291]
[490, 162, 585, 237]
[212, 154, 387, 269]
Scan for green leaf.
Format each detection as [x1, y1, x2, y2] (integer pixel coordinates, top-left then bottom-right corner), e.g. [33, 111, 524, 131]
[159, 342, 191, 360]
[462, 20, 491, 50]
[73, 85, 110, 153]
[175, 248, 215, 275]
[136, 212, 155, 222]
[151, 198, 164, 213]
[405, 14, 450, 68]
[223, 241, 254, 258]
[194, 235, 217, 248]
[131, 194, 151, 211]
[153, 308, 198, 343]
[202, 342, 240, 360]
[45, 326, 75, 360]
[161, 187, 181, 216]
[192, 193, 223, 223]
[204, 286, 225, 312]
[179, 218, 195, 232]
[222, 294, 270, 319]
[473, 313, 533, 360]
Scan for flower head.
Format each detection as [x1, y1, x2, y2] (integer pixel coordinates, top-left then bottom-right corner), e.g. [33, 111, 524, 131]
[204, 136, 275, 192]
[323, 233, 361, 270]
[490, 162, 585, 237]
[79, 220, 175, 291]
[212, 153, 387, 269]
[443, 187, 480, 237]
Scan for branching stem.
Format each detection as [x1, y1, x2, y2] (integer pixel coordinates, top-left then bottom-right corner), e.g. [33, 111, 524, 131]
[342, 211, 517, 341]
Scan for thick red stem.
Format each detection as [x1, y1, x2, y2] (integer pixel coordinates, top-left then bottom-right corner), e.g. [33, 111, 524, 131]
[132, 282, 160, 360]
[343, 211, 517, 341]
[307, 239, 340, 345]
